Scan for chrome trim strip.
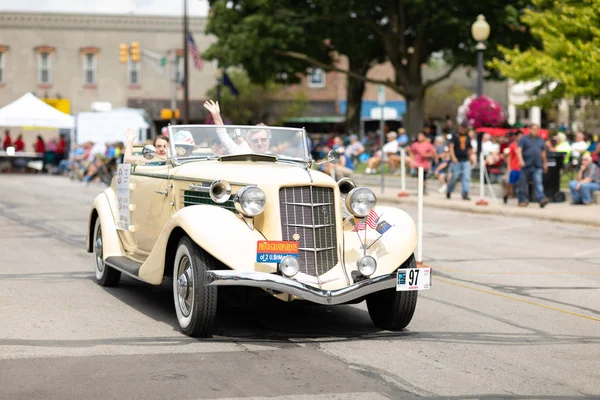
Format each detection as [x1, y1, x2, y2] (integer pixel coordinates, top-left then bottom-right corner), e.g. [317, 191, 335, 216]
[284, 202, 334, 207]
[189, 183, 210, 192]
[299, 246, 336, 251]
[286, 223, 334, 229]
[206, 270, 396, 305]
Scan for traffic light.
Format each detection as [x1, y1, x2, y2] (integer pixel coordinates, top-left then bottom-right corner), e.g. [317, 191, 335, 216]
[130, 41, 140, 62]
[119, 43, 128, 64]
[160, 108, 180, 120]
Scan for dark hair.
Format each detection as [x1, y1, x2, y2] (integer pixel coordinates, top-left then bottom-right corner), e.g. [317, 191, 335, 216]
[154, 135, 169, 145]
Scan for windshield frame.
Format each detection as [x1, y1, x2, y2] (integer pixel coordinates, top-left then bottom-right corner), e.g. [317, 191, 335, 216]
[166, 124, 309, 163]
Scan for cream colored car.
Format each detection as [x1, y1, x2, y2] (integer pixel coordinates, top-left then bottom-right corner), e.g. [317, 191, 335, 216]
[87, 125, 429, 337]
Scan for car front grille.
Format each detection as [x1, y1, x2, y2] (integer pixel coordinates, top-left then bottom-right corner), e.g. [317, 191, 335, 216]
[279, 186, 338, 276]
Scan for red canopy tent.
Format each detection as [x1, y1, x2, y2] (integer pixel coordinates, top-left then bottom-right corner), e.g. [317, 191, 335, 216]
[475, 127, 549, 140]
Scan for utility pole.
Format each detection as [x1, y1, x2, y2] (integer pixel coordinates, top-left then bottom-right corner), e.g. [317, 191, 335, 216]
[183, 0, 190, 124]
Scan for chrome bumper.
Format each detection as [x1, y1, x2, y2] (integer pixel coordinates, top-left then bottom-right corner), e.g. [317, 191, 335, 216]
[205, 270, 396, 305]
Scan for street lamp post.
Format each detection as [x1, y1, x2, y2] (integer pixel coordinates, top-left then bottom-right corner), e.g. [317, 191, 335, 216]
[471, 14, 490, 98]
[471, 15, 491, 206]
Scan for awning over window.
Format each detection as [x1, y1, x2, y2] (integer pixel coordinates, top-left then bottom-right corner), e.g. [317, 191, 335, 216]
[338, 100, 406, 120]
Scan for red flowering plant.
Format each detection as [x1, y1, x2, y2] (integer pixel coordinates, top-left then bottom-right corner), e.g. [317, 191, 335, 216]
[466, 95, 506, 128]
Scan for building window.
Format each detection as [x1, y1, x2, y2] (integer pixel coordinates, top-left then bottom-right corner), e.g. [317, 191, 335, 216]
[0, 52, 5, 83]
[128, 60, 141, 86]
[307, 68, 325, 88]
[83, 53, 97, 85]
[38, 52, 51, 84]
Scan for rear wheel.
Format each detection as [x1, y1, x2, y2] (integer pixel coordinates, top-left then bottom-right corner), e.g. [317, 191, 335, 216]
[366, 254, 418, 331]
[92, 218, 121, 286]
[173, 236, 218, 337]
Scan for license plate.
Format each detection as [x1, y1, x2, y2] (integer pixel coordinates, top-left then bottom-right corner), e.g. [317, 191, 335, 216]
[396, 267, 431, 291]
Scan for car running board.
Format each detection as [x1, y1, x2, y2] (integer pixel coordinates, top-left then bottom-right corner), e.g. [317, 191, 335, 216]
[105, 256, 143, 279]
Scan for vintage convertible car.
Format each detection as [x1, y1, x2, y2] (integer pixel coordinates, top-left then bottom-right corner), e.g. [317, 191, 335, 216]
[87, 125, 430, 337]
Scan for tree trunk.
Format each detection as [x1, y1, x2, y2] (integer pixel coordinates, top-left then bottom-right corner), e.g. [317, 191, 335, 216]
[404, 88, 425, 139]
[345, 58, 371, 135]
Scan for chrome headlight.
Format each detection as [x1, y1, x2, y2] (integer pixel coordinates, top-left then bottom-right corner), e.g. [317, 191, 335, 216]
[233, 186, 266, 217]
[345, 187, 376, 218]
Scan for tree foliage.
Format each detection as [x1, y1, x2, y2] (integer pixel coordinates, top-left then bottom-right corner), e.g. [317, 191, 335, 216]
[491, 0, 600, 106]
[205, 70, 309, 125]
[204, 0, 535, 135]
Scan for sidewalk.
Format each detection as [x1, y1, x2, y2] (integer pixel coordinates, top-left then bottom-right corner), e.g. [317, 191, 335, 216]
[357, 174, 600, 228]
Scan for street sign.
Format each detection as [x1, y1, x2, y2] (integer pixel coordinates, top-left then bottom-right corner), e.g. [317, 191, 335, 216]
[377, 85, 386, 106]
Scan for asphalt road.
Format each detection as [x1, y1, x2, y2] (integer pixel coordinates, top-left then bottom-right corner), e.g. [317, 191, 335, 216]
[0, 174, 599, 400]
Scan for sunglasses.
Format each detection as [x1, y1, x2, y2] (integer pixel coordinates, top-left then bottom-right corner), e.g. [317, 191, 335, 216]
[251, 137, 269, 145]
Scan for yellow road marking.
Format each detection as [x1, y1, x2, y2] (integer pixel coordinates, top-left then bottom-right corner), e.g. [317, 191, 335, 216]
[434, 276, 600, 323]
[434, 267, 600, 275]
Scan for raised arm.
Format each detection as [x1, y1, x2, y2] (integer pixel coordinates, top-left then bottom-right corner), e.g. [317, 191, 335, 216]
[123, 128, 137, 164]
[204, 100, 243, 154]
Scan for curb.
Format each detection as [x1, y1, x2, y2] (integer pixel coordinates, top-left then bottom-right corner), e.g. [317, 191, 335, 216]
[376, 193, 600, 228]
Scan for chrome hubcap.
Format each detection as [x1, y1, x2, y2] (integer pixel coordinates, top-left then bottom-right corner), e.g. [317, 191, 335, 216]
[176, 256, 193, 317]
[95, 228, 104, 272]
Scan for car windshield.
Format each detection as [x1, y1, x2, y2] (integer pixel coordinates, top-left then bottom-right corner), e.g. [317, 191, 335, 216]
[166, 125, 309, 162]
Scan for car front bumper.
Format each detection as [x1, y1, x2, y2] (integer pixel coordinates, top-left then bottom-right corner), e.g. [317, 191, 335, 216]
[205, 270, 396, 305]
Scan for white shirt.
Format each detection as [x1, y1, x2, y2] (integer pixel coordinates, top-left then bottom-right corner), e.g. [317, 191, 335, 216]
[382, 140, 399, 154]
[482, 140, 499, 156]
[571, 140, 588, 158]
[216, 127, 252, 155]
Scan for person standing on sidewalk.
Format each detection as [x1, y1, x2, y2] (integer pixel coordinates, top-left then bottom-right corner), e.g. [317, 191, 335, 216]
[503, 131, 522, 203]
[516, 124, 549, 208]
[446, 122, 474, 200]
[407, 131, 436, 194]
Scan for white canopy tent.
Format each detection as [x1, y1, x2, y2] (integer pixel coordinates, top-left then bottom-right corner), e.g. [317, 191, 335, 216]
[0, 92, 75, 129]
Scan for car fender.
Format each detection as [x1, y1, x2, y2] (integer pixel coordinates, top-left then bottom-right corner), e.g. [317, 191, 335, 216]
[342, 205, 417, 278]
[138, 205, 272, 284]
[87, 192, 126, 258]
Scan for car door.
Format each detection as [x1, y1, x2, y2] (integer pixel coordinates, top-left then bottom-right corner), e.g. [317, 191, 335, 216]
[129, 163, 174, 256]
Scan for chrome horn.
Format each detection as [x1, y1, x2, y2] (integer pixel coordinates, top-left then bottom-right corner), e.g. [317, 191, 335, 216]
[338, 177, 357, 196]
[209, 180, 232, 204]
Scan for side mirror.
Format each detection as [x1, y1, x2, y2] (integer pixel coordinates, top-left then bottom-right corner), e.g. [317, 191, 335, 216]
[327, 149, 340, 164]
[142, 144, 157, 160]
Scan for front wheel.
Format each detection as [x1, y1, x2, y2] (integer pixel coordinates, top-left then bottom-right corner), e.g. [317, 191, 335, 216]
[366, 254, 418, 331]
[173, 236, 218, 337]
[92, 218, 121, 286]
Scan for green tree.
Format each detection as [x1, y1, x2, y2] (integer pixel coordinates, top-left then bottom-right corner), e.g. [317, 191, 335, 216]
[204, 0, 534, 136]
[206, 70, 309, 125]
[204, 1, 385, 134]
[491, 0, 600, 108]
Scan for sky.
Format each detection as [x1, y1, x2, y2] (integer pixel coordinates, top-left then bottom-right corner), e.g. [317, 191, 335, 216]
[0, 0, 209, 16]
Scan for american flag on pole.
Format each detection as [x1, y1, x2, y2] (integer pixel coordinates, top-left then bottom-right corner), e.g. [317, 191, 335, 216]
[187, 32, 203, 70]
[351, 218, 366, 232]
[366, 210, 380, 229]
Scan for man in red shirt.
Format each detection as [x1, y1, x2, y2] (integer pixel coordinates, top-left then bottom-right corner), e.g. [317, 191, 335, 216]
[55, 134, 66, 166]
[504, 131, 523, 203]
[2, 130, 11, 150]
[14, 134, 25, 152]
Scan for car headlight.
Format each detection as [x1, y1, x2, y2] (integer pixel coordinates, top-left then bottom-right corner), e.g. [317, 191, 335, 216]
[357, 255, 377, 276]
[345, 187, 377, 218]
[233, 186, 266, 217]
[279, 256, 300, 277]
